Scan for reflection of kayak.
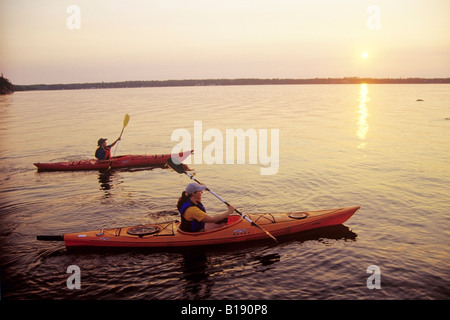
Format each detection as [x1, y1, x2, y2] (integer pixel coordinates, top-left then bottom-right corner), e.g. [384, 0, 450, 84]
[38, 206, 360, 249]
[34, 150, 193, 171]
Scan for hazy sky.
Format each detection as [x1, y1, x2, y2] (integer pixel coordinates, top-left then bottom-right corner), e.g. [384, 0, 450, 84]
[1, 0, 449, 85]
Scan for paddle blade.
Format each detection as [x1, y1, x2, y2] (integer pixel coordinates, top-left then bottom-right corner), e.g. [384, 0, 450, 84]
[167, 157, 186, 174]
[123, 114, 130, 128]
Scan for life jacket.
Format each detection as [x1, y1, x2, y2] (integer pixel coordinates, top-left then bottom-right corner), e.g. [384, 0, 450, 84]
[95, 146, 112, 160]
[178, 200, 206, 232]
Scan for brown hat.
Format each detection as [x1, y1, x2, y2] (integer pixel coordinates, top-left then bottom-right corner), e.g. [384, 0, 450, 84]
[97, 138, 107, 146]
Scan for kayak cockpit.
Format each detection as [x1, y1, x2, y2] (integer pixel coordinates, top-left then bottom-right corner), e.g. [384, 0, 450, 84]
[176, 215, 243, 235]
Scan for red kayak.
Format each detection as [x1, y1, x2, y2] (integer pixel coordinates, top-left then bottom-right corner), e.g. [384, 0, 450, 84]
[34, 150, 193, 171]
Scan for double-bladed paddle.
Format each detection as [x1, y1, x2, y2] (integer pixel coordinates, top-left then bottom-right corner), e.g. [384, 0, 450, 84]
[167, 157, 278, 243]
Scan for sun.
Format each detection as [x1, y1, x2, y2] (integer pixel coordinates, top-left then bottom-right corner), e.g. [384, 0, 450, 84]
[361, 52, 369, 59]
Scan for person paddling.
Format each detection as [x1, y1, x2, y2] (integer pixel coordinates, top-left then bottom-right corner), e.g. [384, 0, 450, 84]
[95, 137, 120, 161]
[177, 183, 235, 232]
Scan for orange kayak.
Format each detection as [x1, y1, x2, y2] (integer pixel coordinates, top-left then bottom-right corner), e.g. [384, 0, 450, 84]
[41, 206, 360, 248]
[34, 150, 193, 171]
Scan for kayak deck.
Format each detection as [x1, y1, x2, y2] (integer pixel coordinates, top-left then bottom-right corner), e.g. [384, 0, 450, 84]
[62, 206, 360, 248]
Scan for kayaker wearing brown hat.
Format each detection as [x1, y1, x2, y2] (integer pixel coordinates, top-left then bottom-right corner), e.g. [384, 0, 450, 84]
[95, 137, 120, 161]
[177, 183, 235, 232]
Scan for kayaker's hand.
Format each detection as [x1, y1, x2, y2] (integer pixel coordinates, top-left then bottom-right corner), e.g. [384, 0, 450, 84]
[226, 205, 236, 215]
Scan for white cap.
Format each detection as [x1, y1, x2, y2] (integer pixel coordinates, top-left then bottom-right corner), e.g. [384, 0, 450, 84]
[185, 183, 206, 194]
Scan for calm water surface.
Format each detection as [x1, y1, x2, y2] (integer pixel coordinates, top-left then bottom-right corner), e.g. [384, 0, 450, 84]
[0, 84, 449, 300]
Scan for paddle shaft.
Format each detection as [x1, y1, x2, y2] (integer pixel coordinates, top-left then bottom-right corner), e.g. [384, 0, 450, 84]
[112, 130, 123, 157]
[113, 115, 129, 157]
[182, 171, 277, 242]
[106, 114, 130, 171]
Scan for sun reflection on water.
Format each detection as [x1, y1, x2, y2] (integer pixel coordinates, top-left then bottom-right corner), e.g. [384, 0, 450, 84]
[357, 83, 370, 149]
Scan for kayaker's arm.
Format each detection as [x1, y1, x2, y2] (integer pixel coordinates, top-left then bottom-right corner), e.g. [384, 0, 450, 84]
[202, 205, 236, 223]
[110, 137, 121, 148]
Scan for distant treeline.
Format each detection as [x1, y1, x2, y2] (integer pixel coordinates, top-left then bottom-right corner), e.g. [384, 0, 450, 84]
[0, 75, 14, 95]
[13, 77, 450, 92]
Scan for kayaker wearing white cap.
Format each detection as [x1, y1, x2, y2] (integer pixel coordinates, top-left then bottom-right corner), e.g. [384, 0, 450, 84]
[177, 183, 235, 232]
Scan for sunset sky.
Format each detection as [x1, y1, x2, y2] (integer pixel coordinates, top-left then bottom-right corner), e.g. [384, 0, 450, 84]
[1, 0, 449, 85]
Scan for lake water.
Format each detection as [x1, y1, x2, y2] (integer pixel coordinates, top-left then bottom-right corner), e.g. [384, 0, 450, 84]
[0, 84, 449, 302]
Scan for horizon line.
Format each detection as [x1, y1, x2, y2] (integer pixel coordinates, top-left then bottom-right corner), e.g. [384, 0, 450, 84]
[12, 76, 450, 91]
